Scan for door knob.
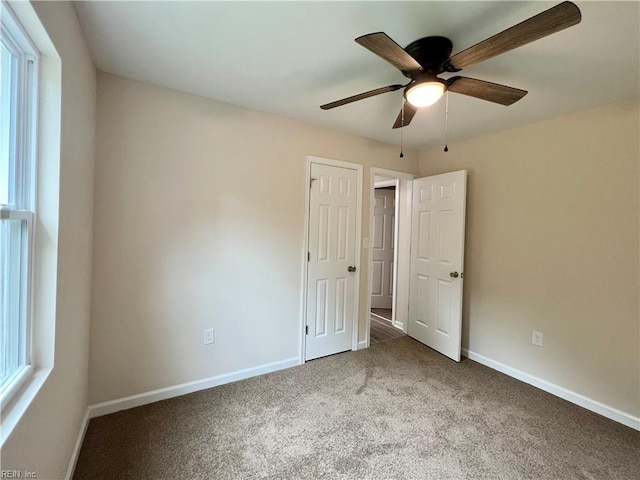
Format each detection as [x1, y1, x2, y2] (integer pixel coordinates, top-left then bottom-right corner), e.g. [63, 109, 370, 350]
[348, 266, 357, 273]
[449, 271, 459, 278]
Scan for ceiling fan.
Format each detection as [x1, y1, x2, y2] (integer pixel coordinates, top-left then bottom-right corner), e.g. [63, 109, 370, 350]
[320, 1, 582, 129]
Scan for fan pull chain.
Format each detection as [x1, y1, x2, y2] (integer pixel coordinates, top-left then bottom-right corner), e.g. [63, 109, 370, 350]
[444, 91, 449, 153]
[399, 98, 405, 158]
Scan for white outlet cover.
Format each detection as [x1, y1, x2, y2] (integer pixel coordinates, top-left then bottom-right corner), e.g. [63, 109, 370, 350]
[204, 328, 215, 345]
[532, 330, 543, 347]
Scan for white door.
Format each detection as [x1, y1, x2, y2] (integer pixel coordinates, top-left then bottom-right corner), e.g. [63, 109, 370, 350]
[305, 163, 358, 361]
[371, 188, 395, 309]
[408, 170, 467, 361]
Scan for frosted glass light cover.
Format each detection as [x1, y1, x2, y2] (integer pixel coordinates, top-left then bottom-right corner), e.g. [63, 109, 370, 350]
[406, 82, 445, 107]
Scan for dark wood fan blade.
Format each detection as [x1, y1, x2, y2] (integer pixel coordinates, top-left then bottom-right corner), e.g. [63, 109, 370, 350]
[446, 1, 581, 71]
[320, 84, 403, 110]
[392, 102, 418, 129]
[447, 76, 527, 106]
[355, 32, 423, 73]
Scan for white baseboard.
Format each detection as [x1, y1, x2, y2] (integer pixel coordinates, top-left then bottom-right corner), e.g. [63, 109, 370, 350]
[89, 357, 300, 419]
[65, 407, 89, 480]
[392, 320, 405, 331]
[357, 340, 368, 350]
[462, 348, 640, 431]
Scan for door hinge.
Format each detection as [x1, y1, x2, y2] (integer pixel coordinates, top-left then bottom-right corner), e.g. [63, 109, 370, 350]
[307, 252, 310, 262]
[305, 325, 309, 335]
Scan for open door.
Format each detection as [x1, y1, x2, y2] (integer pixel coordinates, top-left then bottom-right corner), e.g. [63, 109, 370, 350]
[408, 170, 467, 361]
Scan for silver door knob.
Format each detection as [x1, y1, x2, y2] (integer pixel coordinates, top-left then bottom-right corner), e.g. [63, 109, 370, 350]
[449, 271, 459, 278]
[348, 266, 357, 273]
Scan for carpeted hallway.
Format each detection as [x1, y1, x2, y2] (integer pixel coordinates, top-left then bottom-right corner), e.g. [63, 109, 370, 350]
[74, 337, 639, 479]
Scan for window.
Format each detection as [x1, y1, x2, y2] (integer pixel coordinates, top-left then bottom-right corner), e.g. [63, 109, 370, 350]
[0, 2, 38, 408]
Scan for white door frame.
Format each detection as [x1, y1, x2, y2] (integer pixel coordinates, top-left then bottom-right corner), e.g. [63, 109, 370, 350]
[300, 155, 363, 364]
[365, 167, 416, 347]
[374, 179, 398, 188]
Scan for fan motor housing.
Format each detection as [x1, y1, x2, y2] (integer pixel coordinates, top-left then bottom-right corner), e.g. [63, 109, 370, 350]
[404, 36, 453, 75]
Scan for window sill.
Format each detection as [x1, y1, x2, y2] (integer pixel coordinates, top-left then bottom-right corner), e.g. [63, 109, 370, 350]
[0, 366, 52, 447]
[1, 365, 34, 410]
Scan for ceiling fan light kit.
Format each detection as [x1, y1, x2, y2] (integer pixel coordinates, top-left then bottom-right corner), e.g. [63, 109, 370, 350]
[406, 80, 446, 108]
[320, 1, 582, 130]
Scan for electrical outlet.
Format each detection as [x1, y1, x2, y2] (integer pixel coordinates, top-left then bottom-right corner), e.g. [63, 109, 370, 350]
[532, 330, 543, 347]
[204, 328, 215, 345]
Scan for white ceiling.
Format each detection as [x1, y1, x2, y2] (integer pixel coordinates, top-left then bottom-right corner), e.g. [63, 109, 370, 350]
[74, 1, 639, 150]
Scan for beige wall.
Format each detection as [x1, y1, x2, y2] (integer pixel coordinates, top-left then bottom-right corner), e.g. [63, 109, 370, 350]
[2, 1, 96, 478]
[90, 73, 418, 404]
[419, 98, 640, 417]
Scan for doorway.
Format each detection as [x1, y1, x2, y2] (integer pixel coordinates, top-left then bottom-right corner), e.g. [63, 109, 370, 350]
[366, 168, 416, 347]
[370, 182, 400, 344]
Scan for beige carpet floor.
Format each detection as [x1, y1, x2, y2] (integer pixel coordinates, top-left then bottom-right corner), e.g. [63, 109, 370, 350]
[74, 337, 639, 479]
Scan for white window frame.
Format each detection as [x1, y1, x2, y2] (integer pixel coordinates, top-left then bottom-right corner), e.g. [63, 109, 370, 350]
[0, 1, 39, 412]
